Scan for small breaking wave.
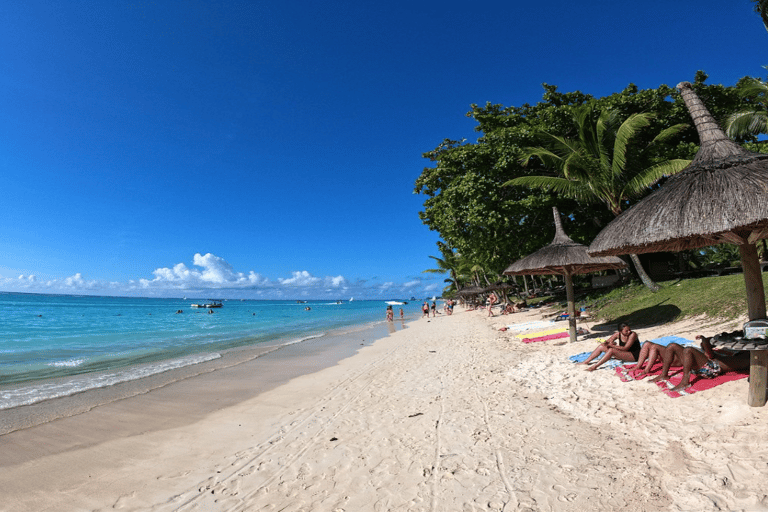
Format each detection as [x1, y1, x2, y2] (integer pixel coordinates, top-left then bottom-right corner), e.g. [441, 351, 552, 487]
[280, 333, 325, 347]
[0, 352, 221, 410]
[48, 359, 85, 368]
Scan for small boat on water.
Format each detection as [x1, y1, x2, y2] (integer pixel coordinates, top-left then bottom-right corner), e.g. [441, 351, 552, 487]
[190, 300, 223, 308]
[385, 300, 408, 305]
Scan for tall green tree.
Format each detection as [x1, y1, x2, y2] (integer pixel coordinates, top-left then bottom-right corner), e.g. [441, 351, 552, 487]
[416, 75, 758, 287]
[505, 104, 690, 292]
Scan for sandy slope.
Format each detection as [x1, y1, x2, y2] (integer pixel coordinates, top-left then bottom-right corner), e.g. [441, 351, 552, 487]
[3, 306, 768, 511]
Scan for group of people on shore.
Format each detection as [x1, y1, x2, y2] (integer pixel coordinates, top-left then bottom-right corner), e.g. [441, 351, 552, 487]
[578, 323, 750, 391]
[476, 293, 527, 317]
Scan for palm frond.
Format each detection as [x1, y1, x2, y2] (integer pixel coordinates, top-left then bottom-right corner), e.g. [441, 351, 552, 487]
[612, 113, 652, 176]
[648, 123, 689, 147]
[593, 110, 613, 174]
[504, 175, 600, 204]
[623, 159, 691, 196]
[519, 146, 564, 170]
[737, 77, 768, 99]
[726, 111, 768, 139]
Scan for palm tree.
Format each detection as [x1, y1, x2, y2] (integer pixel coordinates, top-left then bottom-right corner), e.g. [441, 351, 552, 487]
[505, 105, 690, 292]
[726, 76, 768, 140]
[423, 242, 466, 295]
[753, 0, 768, 32]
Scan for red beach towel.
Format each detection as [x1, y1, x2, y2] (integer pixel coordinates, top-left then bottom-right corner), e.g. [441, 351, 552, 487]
[521, 331, 570, 343]
[655, 372, 747, 398]
[615, 363, 747, 396]
[614, 362, 664, 382]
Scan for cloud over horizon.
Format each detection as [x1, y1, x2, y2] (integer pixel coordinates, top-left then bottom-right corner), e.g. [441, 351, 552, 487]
[0, 253, 441, 299]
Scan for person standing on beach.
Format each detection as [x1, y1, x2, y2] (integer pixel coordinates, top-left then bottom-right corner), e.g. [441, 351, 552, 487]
[488, 292, 498, 317]
[431, 301, 437, 317]
[422, 302, 430, 318]
[386, 305, 394, 322]
[399, 308, 404, 319]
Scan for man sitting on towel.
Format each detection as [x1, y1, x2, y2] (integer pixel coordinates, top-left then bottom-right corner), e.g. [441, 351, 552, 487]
[650, 335, 749, 391]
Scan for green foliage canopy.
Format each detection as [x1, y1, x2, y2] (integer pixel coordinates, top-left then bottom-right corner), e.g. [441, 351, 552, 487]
[415, 73, 760, 281]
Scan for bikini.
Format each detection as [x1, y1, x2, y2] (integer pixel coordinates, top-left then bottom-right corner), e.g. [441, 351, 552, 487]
[695, 359, 723, 378]
[619, 332, 641, 360]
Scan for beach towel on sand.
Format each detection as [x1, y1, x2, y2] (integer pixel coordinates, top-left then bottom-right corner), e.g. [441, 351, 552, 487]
[568, 348, 624, 369]
[655, 371, 748, 397]
[522, 331, 569, 343]
[615, 363, 747, 395]
[506, 320, 554, 333]
[611, 336, 747, 396]
[516, 326, 567, 339]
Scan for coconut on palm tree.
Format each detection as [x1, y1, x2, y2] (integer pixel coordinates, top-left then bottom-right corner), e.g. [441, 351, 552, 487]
[504, 105, 690, 292]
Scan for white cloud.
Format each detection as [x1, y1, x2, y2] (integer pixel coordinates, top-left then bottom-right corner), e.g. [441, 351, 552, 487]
[326, 275, 346, 287]
[0, 253, 448, 299]
[142, 253, 269, 290]
[278, 270, 321, 287]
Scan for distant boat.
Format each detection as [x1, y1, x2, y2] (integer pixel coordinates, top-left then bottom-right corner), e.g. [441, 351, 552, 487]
[349, 297, 354, 302]
[190, 300, 223, 308]
[385, 300, 408, 305]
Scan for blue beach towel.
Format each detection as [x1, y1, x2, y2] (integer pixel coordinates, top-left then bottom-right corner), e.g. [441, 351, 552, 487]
[643, 336, 695, 347]
[568, 351, 625, 369]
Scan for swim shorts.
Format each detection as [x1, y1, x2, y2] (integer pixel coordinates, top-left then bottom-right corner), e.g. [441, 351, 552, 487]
[696, 359, 722, 379]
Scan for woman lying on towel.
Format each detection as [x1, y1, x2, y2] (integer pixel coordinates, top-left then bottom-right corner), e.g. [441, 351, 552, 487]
[579, 323, 641, 371]
[649, 335, 750, 392]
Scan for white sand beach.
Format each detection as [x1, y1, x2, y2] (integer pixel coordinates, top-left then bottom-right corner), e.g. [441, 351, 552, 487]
[3, 306, 768, 511]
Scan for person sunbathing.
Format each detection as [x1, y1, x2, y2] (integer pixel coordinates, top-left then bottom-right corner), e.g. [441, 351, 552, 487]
[628, 341, 681, 379]
[650, 335, 750, 391]
[579, 323, 640, 371]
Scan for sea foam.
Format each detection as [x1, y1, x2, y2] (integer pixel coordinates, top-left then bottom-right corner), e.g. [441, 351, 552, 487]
[0, 352, 221, 410]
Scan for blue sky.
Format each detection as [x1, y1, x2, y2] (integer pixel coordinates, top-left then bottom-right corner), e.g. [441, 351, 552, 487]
[1, 0, 765, 299]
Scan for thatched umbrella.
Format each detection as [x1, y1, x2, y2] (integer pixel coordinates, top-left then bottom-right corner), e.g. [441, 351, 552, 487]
[504, 207, 627, 342]
[589, 81, 768, 406]
[457, 285, 483, 296]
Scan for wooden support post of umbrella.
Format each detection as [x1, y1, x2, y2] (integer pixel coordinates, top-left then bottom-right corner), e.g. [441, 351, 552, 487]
[589, 81, 768, 406]
[504, 207, 627, 343]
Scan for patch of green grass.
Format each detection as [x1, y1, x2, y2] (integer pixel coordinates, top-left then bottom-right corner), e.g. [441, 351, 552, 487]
[577, 273, 768, 328]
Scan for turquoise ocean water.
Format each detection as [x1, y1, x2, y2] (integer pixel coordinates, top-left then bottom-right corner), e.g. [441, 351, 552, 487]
[0, 293, 416, 410]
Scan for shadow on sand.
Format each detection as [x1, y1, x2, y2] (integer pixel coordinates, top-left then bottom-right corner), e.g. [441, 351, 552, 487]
[587, 302, 682, 336]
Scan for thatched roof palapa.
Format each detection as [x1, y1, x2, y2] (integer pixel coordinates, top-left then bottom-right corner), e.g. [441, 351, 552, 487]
[589, 82, 768, 256]
[504, 207, 626, 342]
[588, 81, 768, 406]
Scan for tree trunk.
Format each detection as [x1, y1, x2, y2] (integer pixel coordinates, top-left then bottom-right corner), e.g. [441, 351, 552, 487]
[629, 253, 660, 293]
